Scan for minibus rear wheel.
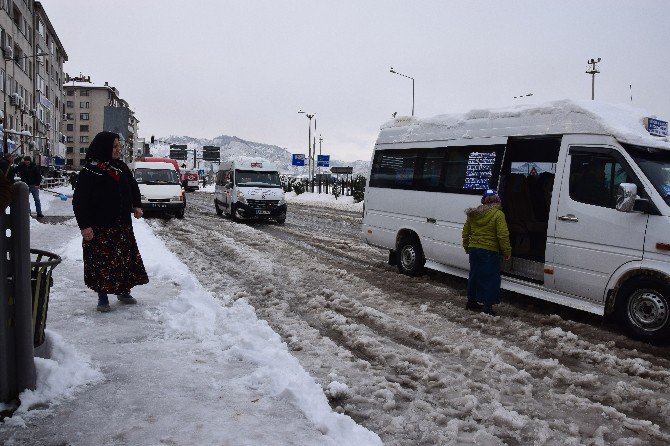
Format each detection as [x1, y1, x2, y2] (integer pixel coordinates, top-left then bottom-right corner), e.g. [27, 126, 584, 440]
[397, 237, 424, 277]
[215, 200, 223, 216]
[617, 277, 670, 343]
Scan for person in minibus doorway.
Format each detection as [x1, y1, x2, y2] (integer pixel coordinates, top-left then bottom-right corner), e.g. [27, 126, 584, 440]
[462, 189, 512, 316]
[72, 131, 149, 312]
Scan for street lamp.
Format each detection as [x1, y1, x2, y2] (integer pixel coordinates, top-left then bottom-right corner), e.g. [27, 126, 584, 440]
[390, 67, 415, 116]
[298, 110, 315, 191]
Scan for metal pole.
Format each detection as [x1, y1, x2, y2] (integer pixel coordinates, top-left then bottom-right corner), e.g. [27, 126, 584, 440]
[307, 116, 311, 189]
[3, 57, 7, 155]
[412, 78, 415, 117]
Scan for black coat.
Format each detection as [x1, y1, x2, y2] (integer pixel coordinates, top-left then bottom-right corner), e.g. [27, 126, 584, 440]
[15, 162, 42, 186]
[72, 161, 142, 230]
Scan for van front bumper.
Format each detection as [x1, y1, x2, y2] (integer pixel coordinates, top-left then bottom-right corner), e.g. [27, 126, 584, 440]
[235, 202, 287, 220]
[142, 201, 185, 212]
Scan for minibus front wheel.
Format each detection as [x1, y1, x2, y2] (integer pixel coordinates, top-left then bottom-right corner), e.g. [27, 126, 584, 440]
[397, 237, 425, 277]
[617, 277, 670, 343]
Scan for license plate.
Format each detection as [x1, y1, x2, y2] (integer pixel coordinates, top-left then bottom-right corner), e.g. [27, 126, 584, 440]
[150, 203, 167, 208]
[256, 210, 270, 215]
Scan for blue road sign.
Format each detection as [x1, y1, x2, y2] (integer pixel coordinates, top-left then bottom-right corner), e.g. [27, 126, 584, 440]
[646, 117, 668, 137]
[292, 154, 305, 166]
[198, 169, 205, 176]
[317, 154, 330, 167]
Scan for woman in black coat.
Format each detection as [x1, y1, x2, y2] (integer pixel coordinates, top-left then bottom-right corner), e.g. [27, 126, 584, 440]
[73, 131, 149, 312]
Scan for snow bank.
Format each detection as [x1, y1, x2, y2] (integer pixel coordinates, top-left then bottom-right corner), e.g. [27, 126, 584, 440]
[285, 191, 364, 212]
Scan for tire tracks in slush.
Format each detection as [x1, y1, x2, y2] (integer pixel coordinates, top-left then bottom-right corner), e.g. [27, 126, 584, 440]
[147, 193, 670, 445]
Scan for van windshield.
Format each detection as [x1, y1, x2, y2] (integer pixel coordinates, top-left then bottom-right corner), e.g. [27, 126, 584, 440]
[134, 168, 180, 185]
[235, 170, 281, 188]
[624, 144, 670, 206]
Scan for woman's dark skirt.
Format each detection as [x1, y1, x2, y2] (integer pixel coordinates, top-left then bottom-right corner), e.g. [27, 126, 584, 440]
[83, 225, 149, 294]
[467, 247, 502, 306]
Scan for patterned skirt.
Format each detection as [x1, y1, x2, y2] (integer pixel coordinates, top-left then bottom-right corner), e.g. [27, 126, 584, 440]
[83, 225, 149, 294]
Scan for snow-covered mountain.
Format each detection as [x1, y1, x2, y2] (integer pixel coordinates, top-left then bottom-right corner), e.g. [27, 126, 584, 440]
[151, 134, 370, 177]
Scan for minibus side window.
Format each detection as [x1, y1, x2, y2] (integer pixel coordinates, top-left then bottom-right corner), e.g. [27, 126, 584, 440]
[569, 153, 634, 208]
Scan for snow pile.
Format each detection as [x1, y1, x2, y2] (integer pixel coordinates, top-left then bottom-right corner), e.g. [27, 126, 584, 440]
[285, 191, 364, 212]
[0, 197, 381, 445]
[379, 99, 670, 149]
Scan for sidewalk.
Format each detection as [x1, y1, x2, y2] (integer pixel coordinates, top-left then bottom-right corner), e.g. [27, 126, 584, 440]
[0, 187, 381, 446]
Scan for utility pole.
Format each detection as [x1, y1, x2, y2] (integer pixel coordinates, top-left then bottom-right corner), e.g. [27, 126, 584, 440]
[586, 58, 601, 100]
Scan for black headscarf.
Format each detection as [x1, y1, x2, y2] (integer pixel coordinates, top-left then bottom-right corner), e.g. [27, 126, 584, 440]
[85, 131, 120, 162]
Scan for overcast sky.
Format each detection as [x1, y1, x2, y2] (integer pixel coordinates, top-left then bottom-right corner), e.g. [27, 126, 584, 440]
[42, 0, 670, 161]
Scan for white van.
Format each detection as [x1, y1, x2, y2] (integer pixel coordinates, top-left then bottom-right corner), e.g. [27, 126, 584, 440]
[214, 158, 286, 223]
[132, 161, 185, 218]
[362, 100, 670, 342]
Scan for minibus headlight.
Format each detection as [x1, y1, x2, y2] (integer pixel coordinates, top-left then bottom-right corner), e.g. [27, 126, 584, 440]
[171, 196, 181, 201]
[278, 197, 286, 206]
[236, 191, 247, 204]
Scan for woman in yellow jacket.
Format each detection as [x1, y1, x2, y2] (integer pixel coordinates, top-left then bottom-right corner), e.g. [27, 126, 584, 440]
[462, 189, 512, 316]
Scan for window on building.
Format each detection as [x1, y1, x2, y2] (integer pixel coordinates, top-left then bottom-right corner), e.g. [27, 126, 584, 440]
[66, 146, 73, 154]
[66, 136, 73, 142]
[37, 18, 44, 36]
[79, 159, 85, 166]
[80, 113, 89, 120]
[79, 147, 87, 154]
[65, 113, 73, 120]
[66, 159, 73, 166]
[66, 89, 74, 96]
[66, 100, 73, 108]
[66, 124, 73, 131]
[79, 136, 89, 143]
[79, 101, 89, 109]
[80, 90, 89, 96]
[80, 125, 89, 132]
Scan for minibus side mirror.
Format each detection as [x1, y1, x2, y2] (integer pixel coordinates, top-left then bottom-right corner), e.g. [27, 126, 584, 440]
[616, 183, 638, 212]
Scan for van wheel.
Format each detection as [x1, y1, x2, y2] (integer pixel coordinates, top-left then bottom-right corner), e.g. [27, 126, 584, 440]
[617, 277, 670, 343]
[397, 237, 424, 277]
[230, 204, 239, 222]
[215, 200, 223, 216]
[175, 209, 185, 219]
[276, 216, 286, 225]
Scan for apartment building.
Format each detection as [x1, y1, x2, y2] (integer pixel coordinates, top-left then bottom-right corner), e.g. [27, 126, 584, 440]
[0, 0, 67, 166]
[63, 79, 139, 168]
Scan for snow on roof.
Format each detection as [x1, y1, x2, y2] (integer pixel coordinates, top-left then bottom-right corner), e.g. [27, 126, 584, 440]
[378, 99, 670, 149]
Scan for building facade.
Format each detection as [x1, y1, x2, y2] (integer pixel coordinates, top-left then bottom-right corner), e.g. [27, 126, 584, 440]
[0, 0, 67, 167]
[63, 80, 139, 168]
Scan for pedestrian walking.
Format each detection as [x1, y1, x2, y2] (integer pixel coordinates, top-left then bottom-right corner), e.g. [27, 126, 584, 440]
[462, 189, 511, 316]
[15, 155, 43, 217]
[72, 131, 149, 312]
[68, 171, 78, 189]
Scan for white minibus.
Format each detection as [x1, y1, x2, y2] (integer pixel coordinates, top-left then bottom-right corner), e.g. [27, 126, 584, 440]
[214, 158, 287, 223]
[362, 100, 670, 342]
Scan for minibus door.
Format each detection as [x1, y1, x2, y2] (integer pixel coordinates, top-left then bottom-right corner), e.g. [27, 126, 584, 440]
[552, 146, 648, 302]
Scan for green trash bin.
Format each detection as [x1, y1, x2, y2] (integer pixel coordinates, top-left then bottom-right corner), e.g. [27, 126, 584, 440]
[30, 249, 62, 348]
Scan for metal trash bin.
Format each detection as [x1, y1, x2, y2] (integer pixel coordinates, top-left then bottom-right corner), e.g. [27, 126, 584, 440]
[30, 249, 61, 348]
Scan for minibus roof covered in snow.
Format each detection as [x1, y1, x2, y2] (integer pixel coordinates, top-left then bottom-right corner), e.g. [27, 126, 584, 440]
[376, 99, 670, 151]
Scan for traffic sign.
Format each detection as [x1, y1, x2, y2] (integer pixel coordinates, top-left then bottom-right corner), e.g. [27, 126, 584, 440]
[169, 144, 188, 160]
[202, 145, 220, 161]
[198, 169, 205, 176]
[292, 154, 305, 166]
[317, 154, 330, 167]
[645, 117, 668, 137]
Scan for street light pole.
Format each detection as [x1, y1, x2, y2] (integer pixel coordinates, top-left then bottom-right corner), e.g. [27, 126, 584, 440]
[298, 110, 315, 191]
[586, 58, 601, 100]
[390, 67, 415, 116]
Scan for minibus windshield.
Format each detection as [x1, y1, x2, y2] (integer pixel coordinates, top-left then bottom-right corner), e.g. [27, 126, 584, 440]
[624, 144, 670, 205]
[134, 168, 180, 185]
[235, 170, 281, 188]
